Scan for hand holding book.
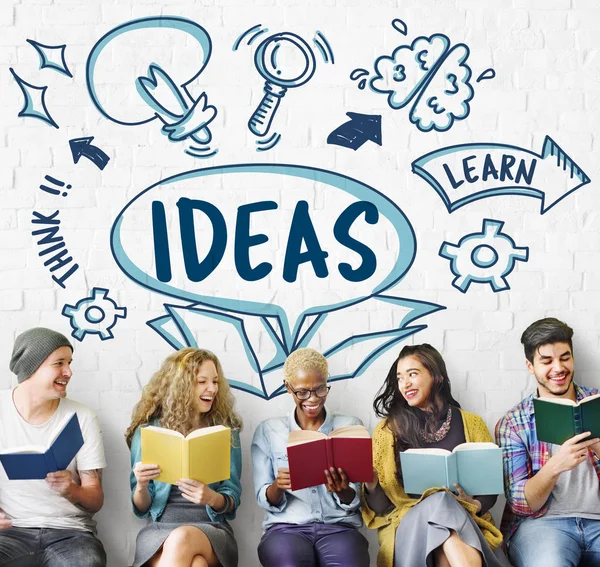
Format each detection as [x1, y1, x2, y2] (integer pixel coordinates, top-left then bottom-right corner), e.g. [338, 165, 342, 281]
[324, 467, 355, 504]
[364, 467, 379, 493]
[453, 483, 482, 513]
[533, 393, 600, 444]
[46, 470, 75, 497]
[274, 467, 292, 491]
[0, 413, 83, 480]
[266, 467, 291, 507]
[546, 431, 599, 476]
[133, 462, 161, 489]
[399, 442, 503, 496]
[286, 425, 373, 491]
[176, 478, 224, 508]
[141, 425, 231, 485]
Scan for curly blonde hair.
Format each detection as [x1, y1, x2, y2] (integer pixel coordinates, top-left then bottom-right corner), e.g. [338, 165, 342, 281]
[125, 348, 242, 447]
[283, 348, 329, 385]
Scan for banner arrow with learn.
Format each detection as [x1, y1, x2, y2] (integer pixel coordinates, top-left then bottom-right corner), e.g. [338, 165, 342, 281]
[412, 136, 591, 214]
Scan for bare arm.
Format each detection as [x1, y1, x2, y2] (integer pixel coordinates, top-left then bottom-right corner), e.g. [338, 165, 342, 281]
[0, 512, 11, 530]
[266, 468, 290, 506]
[46, 469, 104, 514]
[524, 432, 598, 513]
[132, 463, 160, 514]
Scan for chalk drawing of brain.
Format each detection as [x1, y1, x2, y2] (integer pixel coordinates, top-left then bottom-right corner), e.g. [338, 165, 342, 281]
[369, 34, 475, 133]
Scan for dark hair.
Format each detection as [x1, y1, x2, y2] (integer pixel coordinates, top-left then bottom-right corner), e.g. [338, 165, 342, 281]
[373, 344, 461, 478]
[521, 318, 574, 363]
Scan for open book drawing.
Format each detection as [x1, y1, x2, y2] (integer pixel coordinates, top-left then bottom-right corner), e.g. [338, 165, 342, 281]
[287, 425, 373, 491]
[400, 442, 503, 496]
[141, 424, 230, 485]
[0, 412, 83, 480]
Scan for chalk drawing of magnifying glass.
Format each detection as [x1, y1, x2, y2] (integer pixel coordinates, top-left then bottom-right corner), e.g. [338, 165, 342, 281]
[248, 32, 317, 137]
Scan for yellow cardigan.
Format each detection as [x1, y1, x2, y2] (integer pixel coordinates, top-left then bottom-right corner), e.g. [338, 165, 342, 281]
[361, 409, 503, 567]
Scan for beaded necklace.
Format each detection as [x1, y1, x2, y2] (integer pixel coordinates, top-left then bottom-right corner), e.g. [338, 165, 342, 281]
[420, 406, 452, 443]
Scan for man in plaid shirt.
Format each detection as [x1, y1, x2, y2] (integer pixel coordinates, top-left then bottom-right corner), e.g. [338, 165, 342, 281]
[496, 318, 600, 567]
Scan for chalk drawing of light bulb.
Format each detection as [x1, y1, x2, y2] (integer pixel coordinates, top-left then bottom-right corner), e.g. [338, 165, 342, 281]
[248, 32, 316, 138]
[86, 16, 218, 159]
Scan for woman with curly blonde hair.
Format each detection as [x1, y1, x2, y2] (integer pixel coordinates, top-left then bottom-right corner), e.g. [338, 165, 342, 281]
[126, 348, 242, 567]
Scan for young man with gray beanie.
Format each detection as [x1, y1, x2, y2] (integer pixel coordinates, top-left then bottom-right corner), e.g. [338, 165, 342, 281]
[0, 327, 107, 566]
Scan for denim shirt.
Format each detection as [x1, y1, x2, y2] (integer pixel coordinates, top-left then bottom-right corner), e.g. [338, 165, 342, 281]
[129, 422, 242, 523]
[251, 407, 363, 530]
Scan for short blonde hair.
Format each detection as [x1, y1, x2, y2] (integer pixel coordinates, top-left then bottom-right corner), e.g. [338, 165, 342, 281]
[283, 348, 328, 385]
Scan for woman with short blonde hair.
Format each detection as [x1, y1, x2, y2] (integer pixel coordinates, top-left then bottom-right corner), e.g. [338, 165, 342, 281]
[251, 348, 370, 567]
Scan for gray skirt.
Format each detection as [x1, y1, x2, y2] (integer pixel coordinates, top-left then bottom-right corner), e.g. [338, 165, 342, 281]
[133, 491, 237, 567]
[394, 491, 509, 567]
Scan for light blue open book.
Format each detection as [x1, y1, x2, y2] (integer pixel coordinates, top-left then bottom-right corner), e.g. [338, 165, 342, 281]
[400, 442, 504, 496]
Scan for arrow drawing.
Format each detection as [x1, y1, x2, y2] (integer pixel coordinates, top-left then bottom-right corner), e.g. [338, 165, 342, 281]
[327, 112, 382, 151]
[69, 136, 110, 170]
[412, 136, 591, 214]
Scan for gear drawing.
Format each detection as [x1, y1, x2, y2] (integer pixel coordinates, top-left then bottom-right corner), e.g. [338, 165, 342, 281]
[62, 287, 127, 341]
[439, 219, 529, 293]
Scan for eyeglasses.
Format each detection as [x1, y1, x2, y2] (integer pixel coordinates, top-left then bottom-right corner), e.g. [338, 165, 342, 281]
[288, 385, 331, 400]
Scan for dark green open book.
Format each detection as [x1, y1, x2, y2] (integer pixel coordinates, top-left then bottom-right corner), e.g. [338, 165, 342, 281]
[533, 393, 600, 445]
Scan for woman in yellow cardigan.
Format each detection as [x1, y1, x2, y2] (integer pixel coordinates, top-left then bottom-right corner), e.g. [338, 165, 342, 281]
[362, 344, 507, 567]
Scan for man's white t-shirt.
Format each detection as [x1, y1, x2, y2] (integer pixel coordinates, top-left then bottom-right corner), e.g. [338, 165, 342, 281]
[0, 390, 106, 532]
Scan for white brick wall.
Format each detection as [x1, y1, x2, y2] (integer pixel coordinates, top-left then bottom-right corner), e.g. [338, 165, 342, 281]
[2, 0, 600, 565]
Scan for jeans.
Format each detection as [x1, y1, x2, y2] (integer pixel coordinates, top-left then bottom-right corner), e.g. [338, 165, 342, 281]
[0, 527, 106, 567]
[509, 516, 600, 567]
[258, 522, 370, 567]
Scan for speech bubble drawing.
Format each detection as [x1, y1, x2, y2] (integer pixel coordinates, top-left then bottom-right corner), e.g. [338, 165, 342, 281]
[111, 164, 417, 348]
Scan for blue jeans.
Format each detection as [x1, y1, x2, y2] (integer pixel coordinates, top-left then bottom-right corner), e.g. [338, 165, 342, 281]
[509, 516, 600, 567]
[0, 527, 106, 567]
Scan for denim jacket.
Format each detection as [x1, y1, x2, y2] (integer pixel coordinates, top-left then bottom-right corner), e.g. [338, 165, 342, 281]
[251, 407, 363, 530]
[129, 422, 242, 523]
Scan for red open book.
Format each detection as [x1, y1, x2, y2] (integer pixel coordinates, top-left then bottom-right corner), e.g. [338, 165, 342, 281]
[287, 425, 373, 491]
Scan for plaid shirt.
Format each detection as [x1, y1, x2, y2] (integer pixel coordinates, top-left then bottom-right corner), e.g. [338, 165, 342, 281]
[495, 384, 600, 543]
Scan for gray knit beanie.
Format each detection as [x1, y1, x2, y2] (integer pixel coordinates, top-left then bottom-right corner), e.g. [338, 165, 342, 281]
[10, 328, 73, 383]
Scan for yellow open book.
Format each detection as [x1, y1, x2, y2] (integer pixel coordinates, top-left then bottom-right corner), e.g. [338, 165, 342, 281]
[141, 425, 230, 485]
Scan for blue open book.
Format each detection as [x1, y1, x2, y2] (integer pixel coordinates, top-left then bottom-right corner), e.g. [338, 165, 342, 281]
[0, 413, 84, 480]
[399, 442, 504, 496]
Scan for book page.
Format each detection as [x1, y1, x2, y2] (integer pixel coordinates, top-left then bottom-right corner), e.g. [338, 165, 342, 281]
[143, 425, 185, 438]
[403, 448, 451, 456]
[185, 424, 228, 440]
[537, 397, 576, 406]
[287, 430, 327, 446]
[452, 442, 499, 452]
[0, 445, 46, 455]
[580, 393, 600, 405]
[328, 425, 370, 438]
